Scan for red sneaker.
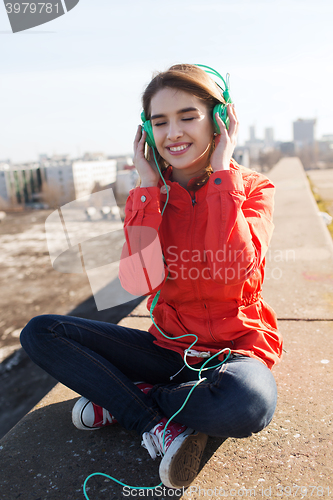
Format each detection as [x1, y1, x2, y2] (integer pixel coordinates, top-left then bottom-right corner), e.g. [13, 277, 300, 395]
[135, 381, 154, 394]
[71, 397, 117, 430]
[71, 381, 153, 431]
[141, 417, 208, 489]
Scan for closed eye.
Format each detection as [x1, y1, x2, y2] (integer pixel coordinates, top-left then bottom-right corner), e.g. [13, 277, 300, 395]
[153, 117, 196, 127]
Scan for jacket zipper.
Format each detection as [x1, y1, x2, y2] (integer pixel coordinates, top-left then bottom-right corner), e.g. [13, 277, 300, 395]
[189, 193, 216, 342]
[189, 192, 198, 299]
[203, 301, 216, 341]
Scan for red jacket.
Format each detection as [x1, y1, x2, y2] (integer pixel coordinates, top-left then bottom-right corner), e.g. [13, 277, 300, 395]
[119, 160, 283, 369]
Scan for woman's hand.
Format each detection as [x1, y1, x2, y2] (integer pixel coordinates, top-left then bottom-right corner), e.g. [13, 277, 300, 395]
[210, 104, 239, 172]
[133, 126, 160, 187]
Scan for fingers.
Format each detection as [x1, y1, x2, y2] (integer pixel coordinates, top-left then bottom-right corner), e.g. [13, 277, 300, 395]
[134, 125, 141, 143]
[134, 125, 145, 144]
[215, 105, 239, 140]
[214, 112, 227, 136]
[227, 104, 239, 138]
[134, 125, 146, 155]
[147, 145, 155, 164]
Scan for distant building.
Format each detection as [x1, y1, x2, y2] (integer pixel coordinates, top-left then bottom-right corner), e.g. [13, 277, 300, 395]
[279, 142, 295, 156]
[322, 134, 333, 142]
[116, 169, 139, 204]
[42, 157, 117, 204]
[233, 147, 250, 169]
[245, 125, 264, 161]
[249, 125, 256, 142]
[72, 159, 117, 199]
[82, 152, 107, 162]
[293, 119, 316, 150]
[1, 156, 118, 208]
[42, 159, 75, 205]
[317, 135, 333, 156]
[114, 156, 134, 171]
[3, 162, 44, 205]
[0, 164, 11, 205]
[264, 127, 274, 148]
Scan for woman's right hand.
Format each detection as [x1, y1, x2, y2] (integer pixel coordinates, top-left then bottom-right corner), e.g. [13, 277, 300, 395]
[133, 125, 160, 187]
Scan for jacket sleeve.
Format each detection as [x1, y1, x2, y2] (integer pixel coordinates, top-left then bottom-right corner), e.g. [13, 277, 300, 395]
[118, 186, 169, 296]
[204, 166, 275, 285]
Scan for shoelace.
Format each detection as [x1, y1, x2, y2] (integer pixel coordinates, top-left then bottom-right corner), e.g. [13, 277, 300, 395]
[141, 431, 161, 459]
[156, 425, 174, 450]
[141, 422, 175, 459]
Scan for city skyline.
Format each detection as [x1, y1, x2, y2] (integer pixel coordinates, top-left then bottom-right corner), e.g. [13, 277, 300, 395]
[0, 118, 326, 166]
[0, 0, 332, 163]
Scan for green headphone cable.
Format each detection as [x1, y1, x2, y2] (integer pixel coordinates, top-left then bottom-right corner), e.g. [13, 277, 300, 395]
[83, 145, 231, 498]
[83, 64, 233, 499]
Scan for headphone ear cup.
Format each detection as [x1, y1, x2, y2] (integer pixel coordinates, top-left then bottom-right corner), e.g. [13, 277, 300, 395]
[143, 120, 156, 148]
[213, 103, 230, 134]
[141, 111, 156, 148]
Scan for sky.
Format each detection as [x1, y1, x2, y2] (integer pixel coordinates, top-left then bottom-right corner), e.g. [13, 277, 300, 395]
[0, 0, 332, 163]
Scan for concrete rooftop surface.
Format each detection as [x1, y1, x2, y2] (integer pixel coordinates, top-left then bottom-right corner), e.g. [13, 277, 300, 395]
[0, 158, 332, 500]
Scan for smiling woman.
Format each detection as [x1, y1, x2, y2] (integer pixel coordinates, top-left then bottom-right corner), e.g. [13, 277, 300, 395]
[149, 88, 215, 186]
[139, 64, 232, 191]
[20, 63, 282, 494]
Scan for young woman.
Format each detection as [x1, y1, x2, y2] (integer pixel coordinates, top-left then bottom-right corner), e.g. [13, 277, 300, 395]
[20, 64, 282, 490]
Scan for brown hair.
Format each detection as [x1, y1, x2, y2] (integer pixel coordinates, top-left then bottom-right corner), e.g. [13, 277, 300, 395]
[140, 63, 226, 192]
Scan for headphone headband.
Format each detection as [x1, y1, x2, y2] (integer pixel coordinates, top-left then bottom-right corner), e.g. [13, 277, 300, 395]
[195, 64, 232, 104]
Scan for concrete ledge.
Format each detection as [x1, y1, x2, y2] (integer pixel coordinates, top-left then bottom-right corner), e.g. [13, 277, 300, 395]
[262, 158, 333, 319]
[1, 158, 332, 500]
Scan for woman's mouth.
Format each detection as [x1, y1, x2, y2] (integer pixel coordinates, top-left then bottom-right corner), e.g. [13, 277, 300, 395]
[167, 143, 191, 155]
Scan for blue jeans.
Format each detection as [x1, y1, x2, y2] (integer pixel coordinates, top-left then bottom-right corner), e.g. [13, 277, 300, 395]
[20, 314, 277, 437]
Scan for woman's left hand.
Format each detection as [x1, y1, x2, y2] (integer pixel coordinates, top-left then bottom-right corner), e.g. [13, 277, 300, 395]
[210, 103, 239, 172]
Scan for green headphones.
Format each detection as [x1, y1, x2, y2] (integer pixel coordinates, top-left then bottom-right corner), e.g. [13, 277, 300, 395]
[141, 64, 233, 149]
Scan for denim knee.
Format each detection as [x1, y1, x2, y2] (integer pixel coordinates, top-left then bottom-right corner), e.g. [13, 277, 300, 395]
[242, 384, 277, 436]
[20, 314, 57, 360]
[235, 371, 278, 437]
[208, 357, 278, 438]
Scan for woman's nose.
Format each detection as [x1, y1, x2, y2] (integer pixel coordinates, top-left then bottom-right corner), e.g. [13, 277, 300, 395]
[167, 121, 183, 141]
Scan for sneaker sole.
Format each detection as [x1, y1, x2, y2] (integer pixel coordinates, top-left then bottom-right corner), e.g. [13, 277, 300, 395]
[159, 431, 208, 489]
[72, 397, 104, 431]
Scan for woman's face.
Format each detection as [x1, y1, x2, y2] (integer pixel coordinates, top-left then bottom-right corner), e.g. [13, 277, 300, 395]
[150, 87, 215, 174]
